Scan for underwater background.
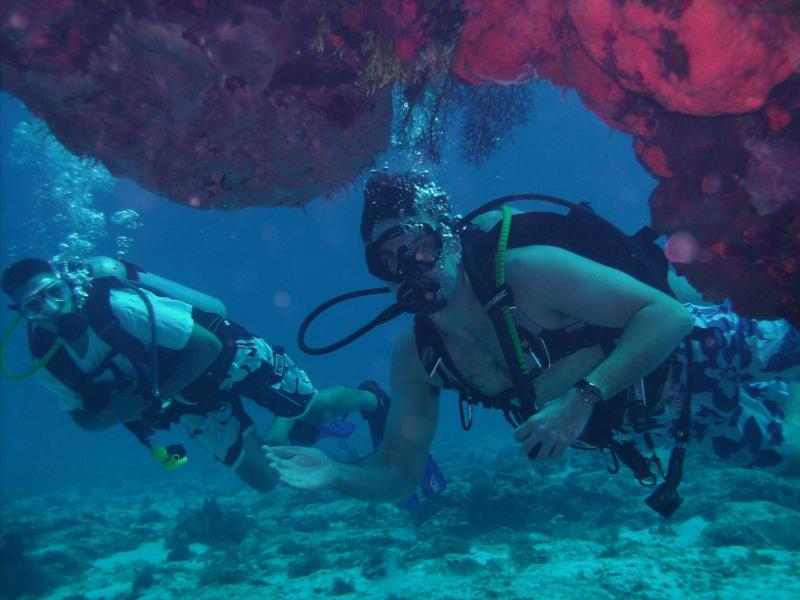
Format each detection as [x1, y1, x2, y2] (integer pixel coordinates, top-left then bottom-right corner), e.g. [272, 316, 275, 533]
[1, 82, 798, 599]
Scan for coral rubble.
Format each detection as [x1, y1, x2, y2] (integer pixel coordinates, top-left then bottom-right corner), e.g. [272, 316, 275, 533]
[2, 446, 800, 599]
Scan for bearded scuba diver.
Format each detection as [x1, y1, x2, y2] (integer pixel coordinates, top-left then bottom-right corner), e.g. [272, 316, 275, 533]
[298, 174, 457, 354]
[298, 171, 700, 517]
[299, 172, 675, 369]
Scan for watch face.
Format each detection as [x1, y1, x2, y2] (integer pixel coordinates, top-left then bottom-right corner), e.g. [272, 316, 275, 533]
[577, 379, 603, 404]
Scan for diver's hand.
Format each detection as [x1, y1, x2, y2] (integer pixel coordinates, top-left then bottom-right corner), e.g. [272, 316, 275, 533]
[70, 393, 150, 431]
[513, 387, 594, 460]
[263, 446, 338, 491]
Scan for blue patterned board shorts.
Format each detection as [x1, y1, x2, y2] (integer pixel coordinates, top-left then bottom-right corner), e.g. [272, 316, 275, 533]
[650, 304, 800, 470]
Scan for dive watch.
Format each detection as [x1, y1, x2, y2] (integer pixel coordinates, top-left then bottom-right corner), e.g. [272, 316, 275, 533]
[575, 378, 604, 405]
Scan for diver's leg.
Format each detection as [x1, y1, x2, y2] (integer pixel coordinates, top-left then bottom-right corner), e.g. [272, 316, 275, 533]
[230, 337, 318, 419]
[179, 397, 278, 492]
[262, 416, 295, 446]
[230, 337, 378, 425]
[301, 385, 378, 425]
[233, 428, 280, 492]
[679, 305, 800, 473]
[686, 304, 800, 382]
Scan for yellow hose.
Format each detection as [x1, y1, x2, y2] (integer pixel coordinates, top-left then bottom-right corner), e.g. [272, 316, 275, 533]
[0, 314, 62, 380]
[495, 205, 530, 376]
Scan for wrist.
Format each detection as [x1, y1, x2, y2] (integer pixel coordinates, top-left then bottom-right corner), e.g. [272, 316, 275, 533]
[574, 378, 604, 406]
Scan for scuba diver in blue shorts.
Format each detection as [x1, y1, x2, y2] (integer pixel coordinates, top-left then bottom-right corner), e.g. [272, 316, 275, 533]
[1, 257, 389, 493]
[268, 171, 800, 517]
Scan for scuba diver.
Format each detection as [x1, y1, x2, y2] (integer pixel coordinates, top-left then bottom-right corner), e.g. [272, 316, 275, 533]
[1, 256, 389, 493]
[267, 171, 800, 517]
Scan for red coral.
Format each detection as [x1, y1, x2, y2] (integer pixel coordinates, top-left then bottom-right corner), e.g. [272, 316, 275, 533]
[646, 82, 800, 324]
[634, 141, 673, 178]
[452, 0, 567, 85]
[3, 0, 799, 324]
[568, 0, 800, 115]
[333, 0, 435, 61]
[451, 0, 800, 325]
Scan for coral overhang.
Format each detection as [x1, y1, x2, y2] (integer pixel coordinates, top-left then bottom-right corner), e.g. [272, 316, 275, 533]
[2, 0, 798, 323]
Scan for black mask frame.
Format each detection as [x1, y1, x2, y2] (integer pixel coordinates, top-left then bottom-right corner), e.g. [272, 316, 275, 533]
[365, 222, 443, 284]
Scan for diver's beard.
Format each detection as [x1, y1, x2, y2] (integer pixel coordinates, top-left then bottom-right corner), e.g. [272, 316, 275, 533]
[419, 282, 447, 315]
[396, 276, 446, 315]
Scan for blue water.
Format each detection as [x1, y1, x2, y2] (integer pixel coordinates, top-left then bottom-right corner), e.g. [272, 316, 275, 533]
[0, 83, 654, 492]
[4, 84, 798, 600]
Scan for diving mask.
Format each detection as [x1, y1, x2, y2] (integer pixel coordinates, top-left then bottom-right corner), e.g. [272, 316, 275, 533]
[366, 222, 444, 283]
[15, 278, 71, 321]
[365, 221, 448, 315]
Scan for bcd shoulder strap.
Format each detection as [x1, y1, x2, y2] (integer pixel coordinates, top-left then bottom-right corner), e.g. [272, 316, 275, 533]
[32, 279, 166, 409]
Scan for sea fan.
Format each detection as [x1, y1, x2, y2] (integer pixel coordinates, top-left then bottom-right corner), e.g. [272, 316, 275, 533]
[394, 76, 534, 166]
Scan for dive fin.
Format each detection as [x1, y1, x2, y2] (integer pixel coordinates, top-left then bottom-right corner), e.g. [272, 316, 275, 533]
[358, 380, 391, 448]
[397, 455, 447, 509]
[420, 454, 447, 498]
[289, 418, 356, 446]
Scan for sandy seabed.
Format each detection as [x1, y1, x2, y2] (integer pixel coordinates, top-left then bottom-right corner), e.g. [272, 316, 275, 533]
[3, 441, 799, 600]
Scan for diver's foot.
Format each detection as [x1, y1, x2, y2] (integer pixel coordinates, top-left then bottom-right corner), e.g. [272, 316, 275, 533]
[358, 380, 391, 449]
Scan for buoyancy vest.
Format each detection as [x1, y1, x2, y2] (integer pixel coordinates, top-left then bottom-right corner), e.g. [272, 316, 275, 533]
[414, 208, 674, 429]
[413, 203, 695, 518]
[29, 277, 245, 422]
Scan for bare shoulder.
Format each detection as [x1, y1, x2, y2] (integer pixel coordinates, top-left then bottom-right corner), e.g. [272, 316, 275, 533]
[501, 246, 579, 324]
[469, 206, 525, 232]
[503, 244, 685, 328]
[504, 244, 580, 277]
[470, 210, 503, 231]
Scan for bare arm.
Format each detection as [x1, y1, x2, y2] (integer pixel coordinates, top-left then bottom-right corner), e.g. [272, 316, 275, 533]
[333, 330, 440, 501]
[508, 245, 693, 398]
[68, 322, 221, 429]
[508, 246, 693, 458]
[265, 329, 440, 502]
[158, 321, 222, 400]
